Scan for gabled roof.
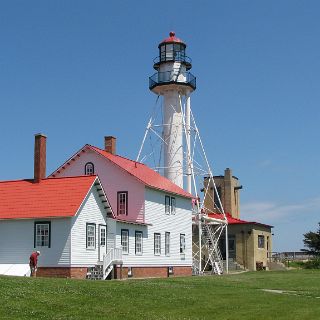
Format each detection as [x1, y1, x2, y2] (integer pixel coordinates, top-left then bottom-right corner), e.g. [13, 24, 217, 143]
[0, 175, 110, 220]
[51, 145, 193, 199]
[208, 213, 273, 228]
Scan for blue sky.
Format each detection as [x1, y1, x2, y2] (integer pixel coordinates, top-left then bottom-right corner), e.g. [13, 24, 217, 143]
[0, 1, 319, 251]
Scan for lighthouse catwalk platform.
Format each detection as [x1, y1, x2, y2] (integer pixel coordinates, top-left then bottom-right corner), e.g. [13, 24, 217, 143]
[137, 32, 229, 274]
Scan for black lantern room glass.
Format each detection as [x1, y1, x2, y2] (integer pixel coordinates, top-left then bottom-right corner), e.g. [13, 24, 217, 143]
[159, 43, 186, 62]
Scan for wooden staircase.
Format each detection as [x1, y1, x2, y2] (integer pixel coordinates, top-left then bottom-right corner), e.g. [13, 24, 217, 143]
[86, 248, 123, 280]
[86, 265, 104, 280]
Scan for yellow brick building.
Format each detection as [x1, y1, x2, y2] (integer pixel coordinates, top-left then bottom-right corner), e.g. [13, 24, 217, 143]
[203, 168, 273, 271]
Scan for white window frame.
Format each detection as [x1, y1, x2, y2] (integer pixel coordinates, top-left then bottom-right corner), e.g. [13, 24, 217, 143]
[165, 232, 170, 256]
[121, 229, 129, 254]
[35, 222, 50, 248]
[165, 195, 176, 215]
[165, 195, 170, 214]
[154, 233, 161, 255]
[86, 223, 96, 249]
[170, 197, 176, 215]
[100, 227, 106, 246]
[180, 233, 186, 254]
[135, 231, 143, 255]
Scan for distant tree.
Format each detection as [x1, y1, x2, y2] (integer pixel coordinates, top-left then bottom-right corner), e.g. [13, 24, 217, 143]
[302, 223, 320, 256]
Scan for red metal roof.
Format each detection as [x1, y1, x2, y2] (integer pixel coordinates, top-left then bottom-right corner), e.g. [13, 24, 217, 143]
[51, 145, 193, 199]
[160, 31, 185, 45]
[89, 146, 193, 199]
[208, 213, 273, 228]
[0, 176, 97, 220]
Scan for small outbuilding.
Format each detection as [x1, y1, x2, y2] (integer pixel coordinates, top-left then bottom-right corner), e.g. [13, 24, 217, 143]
[203, 168, 273, 271]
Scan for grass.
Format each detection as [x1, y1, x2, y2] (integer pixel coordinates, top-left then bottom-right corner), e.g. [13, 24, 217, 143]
[1, 270, 320, 319]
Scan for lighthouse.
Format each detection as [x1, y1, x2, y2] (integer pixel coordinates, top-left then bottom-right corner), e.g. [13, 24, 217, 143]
[138, 33, 227, 275]
[149, 32, 196, 190]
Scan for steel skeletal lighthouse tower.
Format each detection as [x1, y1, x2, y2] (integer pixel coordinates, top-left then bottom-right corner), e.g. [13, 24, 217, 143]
[137, 32, 228, 275]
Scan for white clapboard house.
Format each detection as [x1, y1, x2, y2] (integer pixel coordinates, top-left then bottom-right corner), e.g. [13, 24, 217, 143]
[0, 134, 193, 279]
[50, 136, 193, 279]
[0, 173, 113, 278]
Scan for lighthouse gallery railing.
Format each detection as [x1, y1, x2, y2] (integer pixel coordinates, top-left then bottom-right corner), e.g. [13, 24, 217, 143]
[149, 71, 196, 90]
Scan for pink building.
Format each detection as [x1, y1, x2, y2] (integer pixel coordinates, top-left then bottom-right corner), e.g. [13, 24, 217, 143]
[50, 136, 193, 279]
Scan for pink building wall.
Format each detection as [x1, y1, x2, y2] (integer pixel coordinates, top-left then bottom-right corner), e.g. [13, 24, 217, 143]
[52, 149, 145, 223]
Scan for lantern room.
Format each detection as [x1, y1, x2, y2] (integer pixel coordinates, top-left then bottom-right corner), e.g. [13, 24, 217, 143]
[150, 32, 196, 92]
[153, 32, 192, 70]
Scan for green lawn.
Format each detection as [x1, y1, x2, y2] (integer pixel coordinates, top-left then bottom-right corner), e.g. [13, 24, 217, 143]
[1, 270, 320, 320]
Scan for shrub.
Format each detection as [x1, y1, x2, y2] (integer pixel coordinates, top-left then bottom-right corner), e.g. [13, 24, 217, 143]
[304, 258, 320, 269]
[288, 260, 305, 268]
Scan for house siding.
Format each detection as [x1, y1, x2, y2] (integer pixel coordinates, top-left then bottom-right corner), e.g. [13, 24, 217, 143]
[0, 185, 109, 270]
[54, 150, 145, 223]
[70, 187, 108, 266]
[111, 187, 192, 267]
[106, 218, 117, 250]
[0, 218, 71, 267]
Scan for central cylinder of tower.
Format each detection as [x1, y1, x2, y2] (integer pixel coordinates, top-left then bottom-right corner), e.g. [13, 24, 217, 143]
[163, 90, 184, 187]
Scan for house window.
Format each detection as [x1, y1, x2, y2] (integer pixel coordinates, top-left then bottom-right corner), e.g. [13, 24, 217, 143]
[165, 232, 170, 256]
[154, 233, 161, 255]
[117, 191, 128, 215]
[165, 196, 176, 214]
[86, 223, 96, 249]
[135, 231, 143, 255]
[215, 186, 222, 210]
[84, 162, 94, 175]
[100, 227, 106, 246]
[121, 229, 129, 254]
[165, 196, 170, 214]
[180, 234, 186, 254]
[258, 235, 265, 249]
[171, 197, 176, 214]
[229, 238, 235, 251]
[34, 222, 51, 248]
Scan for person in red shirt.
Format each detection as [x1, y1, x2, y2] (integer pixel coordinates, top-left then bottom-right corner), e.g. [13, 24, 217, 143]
[29, 251, 40, 277]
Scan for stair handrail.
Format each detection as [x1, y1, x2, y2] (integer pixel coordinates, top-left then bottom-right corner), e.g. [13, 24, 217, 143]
[103, 249, 113, 279]
[103, 247, 123, 279]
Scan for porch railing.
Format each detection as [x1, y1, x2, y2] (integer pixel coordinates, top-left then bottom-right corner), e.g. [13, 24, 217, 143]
[103, 247, 123, 279]
[149, 71, 196, 90]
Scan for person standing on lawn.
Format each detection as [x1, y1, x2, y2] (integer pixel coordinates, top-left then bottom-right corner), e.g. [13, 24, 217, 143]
[29, 251, 40, 277]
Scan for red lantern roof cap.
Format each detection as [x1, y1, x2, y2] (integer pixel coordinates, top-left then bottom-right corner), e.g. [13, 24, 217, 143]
[159, 31, 186, 46]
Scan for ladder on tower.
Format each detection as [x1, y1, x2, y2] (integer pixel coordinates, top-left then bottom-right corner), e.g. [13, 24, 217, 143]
[202, 223, 224, 275]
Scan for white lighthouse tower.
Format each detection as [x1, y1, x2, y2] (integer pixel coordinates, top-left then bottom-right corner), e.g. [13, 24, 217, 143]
[149, 32, 196, 190]
[138, 32, 228, 275]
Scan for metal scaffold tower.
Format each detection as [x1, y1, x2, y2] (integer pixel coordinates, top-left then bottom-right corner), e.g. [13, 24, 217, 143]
[137, 94, 229, 275]
[137, 32, 228, 274]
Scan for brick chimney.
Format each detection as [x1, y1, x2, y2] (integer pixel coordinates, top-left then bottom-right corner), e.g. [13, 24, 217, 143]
[104, 136, 116, 155]
[34, 133, 47, 183]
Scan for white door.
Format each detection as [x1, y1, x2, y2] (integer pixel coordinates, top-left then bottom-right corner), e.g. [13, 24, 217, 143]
[99, 225, 107, 261]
